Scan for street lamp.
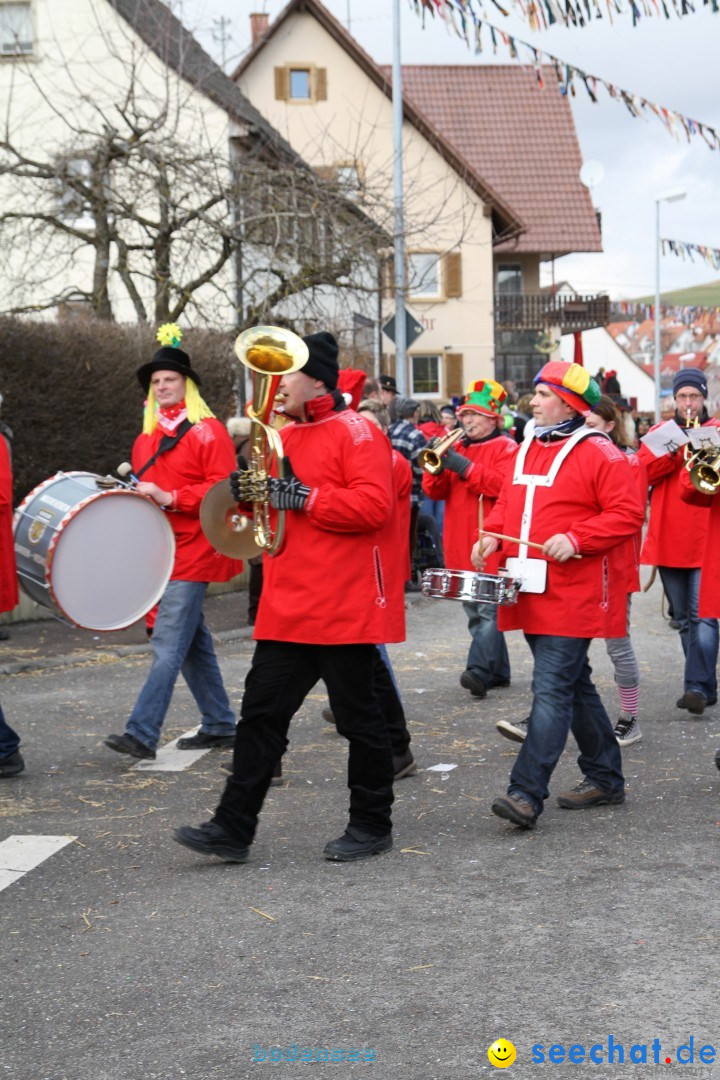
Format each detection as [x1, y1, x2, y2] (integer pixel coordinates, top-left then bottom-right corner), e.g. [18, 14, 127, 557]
[654, 189, 687, 420]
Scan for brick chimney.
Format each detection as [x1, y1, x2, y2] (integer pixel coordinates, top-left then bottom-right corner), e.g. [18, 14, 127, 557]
[250, 13, 269, 46]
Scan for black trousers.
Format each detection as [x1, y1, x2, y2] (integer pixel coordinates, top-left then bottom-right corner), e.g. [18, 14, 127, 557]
[213, 641, 394, 845]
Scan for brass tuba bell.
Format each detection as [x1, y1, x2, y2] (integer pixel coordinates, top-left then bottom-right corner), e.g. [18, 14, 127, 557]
[687, 448, 720, 495]
[200, 325, 309, 559]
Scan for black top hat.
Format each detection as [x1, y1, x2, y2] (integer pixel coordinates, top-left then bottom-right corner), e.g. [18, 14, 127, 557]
[136, 347, 203, 393]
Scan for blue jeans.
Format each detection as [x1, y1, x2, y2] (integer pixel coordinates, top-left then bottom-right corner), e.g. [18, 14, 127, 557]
[659, 566, 718, 702]
[127, 580, 236, 751]
[0, 703, 20, 757]
[462, 601, 510, 686]
[420, 494, 445, 535]
[509, 634, 624, 817]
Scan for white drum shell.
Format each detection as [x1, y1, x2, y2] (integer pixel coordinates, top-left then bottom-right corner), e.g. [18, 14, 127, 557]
[13, 472, 176, 631]
[421, 568, 520, 606]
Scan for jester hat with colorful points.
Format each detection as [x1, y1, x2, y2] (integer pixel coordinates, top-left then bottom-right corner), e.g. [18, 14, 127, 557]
[136, 323, 203, 392]
[459, 379, 507, 417]
[533, 361, 600, 417]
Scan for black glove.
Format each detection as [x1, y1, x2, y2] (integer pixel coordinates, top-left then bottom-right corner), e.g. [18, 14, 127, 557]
[269, 460, 312, 511]
[442, 448, 472, 478]
[229, 469, 256, 506]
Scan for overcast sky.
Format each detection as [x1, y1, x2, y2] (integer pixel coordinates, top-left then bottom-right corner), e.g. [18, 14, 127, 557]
[176, 0, 720, 301]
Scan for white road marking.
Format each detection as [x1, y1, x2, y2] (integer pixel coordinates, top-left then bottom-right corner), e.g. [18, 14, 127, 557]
[0, 835, 76, 894]
[133, 729, 214, 772]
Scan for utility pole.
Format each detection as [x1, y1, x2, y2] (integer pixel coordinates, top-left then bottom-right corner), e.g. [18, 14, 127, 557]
[392, 0, 408, 396]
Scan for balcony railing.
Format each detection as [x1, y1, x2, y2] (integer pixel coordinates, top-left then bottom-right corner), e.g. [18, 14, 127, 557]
[494, 292, 610, 333]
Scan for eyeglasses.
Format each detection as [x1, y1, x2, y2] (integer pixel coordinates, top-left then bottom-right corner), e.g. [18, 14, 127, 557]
[675, 392, 704, 402]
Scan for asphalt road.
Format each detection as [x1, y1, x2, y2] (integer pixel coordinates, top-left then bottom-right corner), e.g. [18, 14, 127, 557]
[0, 586, 718, 1080]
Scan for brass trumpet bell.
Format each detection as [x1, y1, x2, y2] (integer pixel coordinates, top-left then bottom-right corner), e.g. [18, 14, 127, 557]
[689, 451, 720, 495]
[418, 427, 465, 475]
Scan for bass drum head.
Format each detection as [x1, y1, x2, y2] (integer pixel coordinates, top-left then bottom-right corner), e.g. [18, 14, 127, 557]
[50, 491, 175, 631]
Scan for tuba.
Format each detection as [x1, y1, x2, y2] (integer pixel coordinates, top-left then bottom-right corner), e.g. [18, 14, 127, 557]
[682, 409, 720, 495]
[418, 427, 465, 475]
[200, 325, 309, 559]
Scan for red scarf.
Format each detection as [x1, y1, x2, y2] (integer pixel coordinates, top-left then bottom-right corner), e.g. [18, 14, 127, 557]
[156, 400, 188, 436]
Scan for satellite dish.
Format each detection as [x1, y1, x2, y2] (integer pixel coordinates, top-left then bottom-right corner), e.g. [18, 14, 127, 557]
[580, 160, 604, 189]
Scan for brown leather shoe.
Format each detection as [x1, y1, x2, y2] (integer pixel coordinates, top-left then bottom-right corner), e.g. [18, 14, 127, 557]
[557, 777, 625, 809]
[491, 793, 537, 828]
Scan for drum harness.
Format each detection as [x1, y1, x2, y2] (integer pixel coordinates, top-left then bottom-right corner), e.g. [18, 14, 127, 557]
[509, 425, 601, 589]
[134, 419, 193, 483]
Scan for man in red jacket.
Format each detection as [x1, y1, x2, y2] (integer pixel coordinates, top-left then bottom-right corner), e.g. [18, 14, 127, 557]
[422, 379, 516, 699]
[638, 368, 718, 716]
[105, 341, 241, 761]
[174, 332, 399, 863]
[472, 361, 645, 828]
[0, 413, 23, 777]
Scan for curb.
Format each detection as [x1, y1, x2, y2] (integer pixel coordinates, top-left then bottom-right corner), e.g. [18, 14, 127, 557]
[0, 625, 255, 677]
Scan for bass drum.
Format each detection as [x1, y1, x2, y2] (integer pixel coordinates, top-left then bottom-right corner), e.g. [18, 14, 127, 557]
[13, 471, 175, 631]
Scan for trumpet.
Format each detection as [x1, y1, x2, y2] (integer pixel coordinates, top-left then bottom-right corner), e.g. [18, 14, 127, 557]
[418, 427, 465, 475]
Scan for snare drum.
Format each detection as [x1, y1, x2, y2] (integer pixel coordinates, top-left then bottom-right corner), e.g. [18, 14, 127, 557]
[421, 568, 520, 606]
[13, 472, 175, 631]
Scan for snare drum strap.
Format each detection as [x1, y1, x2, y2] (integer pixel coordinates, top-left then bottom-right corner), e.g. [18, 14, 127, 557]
[135, 419, 193, 480]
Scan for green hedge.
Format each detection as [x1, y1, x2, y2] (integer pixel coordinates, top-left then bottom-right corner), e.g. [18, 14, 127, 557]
[0, 318, 239, 505]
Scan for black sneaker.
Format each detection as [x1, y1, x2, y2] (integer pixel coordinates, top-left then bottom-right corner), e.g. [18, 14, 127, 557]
[324, 826, 393, 861]
[496, 717, 528, 743]
[715, 748, 720, 771]
[176, 731, 235, 750]
[460, 670, 487, 698]
[173, 822, 249, 862]
[0, 750, 24, 777]
[393, 749, 417, 780]
[614, 715, 642, 746]
[491, 793, 537, 828]
[104, 733, 156, 760]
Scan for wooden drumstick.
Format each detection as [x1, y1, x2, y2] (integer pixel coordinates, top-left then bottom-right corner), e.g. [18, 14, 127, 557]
[482, 530, 582, 559]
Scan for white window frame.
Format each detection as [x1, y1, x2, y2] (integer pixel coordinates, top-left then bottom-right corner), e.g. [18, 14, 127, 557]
[410, 354, 442, 400]
[408, 251, 442, 300]
[0, 1, 34, 56]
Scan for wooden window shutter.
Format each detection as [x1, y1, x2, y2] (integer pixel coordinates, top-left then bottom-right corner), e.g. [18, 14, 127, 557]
[444, 353, 464, 399]
[315, 68, 327, 100]
[381, 256, 395, 300]
[274, 67, 289, 101]
[314, 165, 335, 181]
[444, 252, 462, 298]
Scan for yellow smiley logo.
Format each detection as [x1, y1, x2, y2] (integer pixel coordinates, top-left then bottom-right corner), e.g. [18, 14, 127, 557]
[488, 1039, 517, 1068]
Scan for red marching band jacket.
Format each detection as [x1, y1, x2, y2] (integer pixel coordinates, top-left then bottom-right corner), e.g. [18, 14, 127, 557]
[637, 419, 716, 569]
[483, 433, 646, 638]
[253, 402, 405, 645]
[131, 418, 242, 583]
[0, 436, 18, 614]
[422, 432, 517, 573]
[678, 419, 720, 617]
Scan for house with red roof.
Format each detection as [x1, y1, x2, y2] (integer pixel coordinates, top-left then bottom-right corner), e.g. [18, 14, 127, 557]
[234, 0, 607, 396]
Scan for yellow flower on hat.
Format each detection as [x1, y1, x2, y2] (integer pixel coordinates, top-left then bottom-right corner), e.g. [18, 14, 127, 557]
[156, 323, 183, 348]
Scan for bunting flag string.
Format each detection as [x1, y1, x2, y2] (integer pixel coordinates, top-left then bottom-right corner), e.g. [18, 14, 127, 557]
[411, 0, 718, 32]
[609, 300, 720, 325]
[662, 238, 720, 271]
[409, 1, 720, 152]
